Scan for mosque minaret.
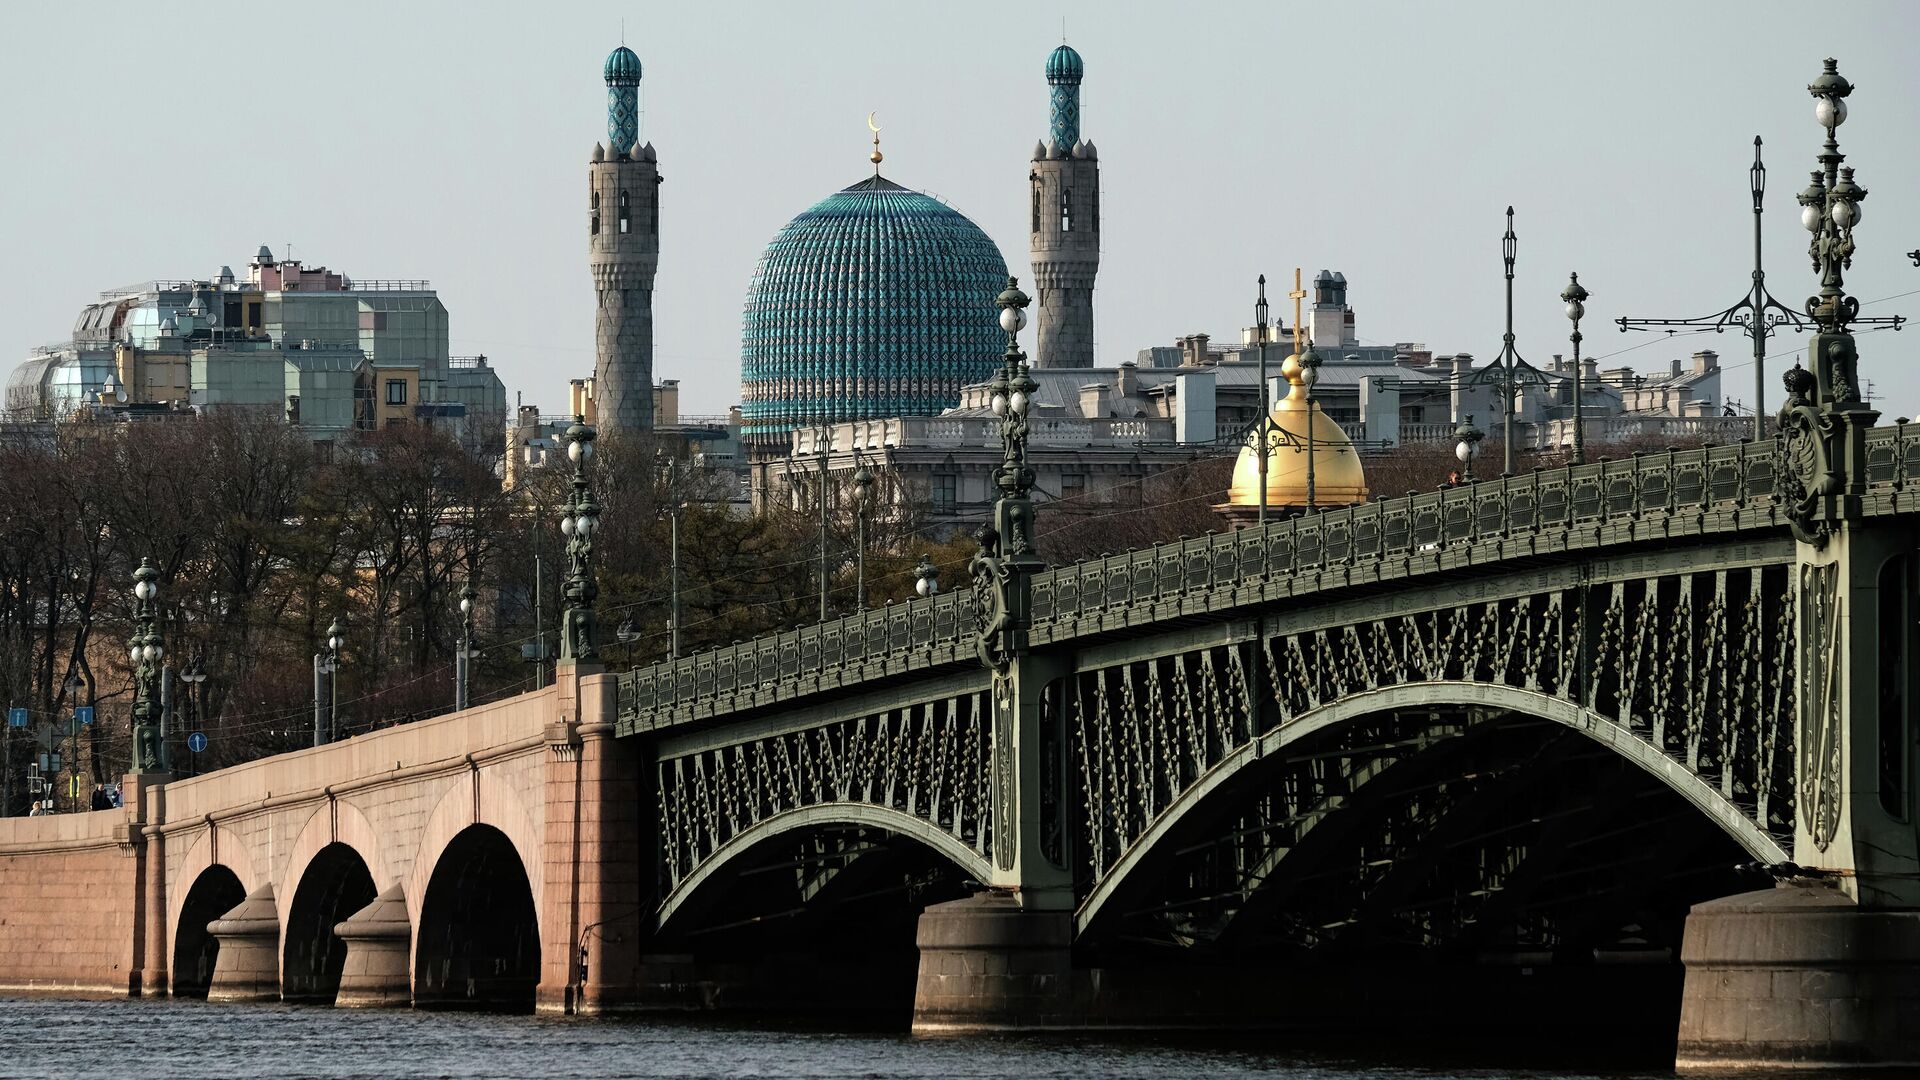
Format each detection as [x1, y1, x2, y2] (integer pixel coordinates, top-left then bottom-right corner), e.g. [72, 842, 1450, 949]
[588, 44, 660, 435]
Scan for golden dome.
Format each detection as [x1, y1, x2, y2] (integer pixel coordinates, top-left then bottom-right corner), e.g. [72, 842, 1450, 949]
[1227, 351, 1369, 509]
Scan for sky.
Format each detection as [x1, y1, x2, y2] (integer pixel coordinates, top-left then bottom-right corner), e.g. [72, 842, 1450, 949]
[5, 1, 1920, 420]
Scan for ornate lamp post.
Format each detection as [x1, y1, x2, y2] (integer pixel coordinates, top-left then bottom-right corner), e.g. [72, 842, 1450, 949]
[853, 460, 874, 609]
[914, 554, 940, 598]
[816, 425, 832, 623]
[970, 276, 1042, 672]
[1301, 343, 1322, 512]
[1454, 416, 1484, 484]
[557, 416, 601, 663]
[314, 617, 342, 747]
[1561, 272, 1589, 464]
[1254, 275, 1271, 528]
[129, 558, 164, 773]
[656, 450, 683, 659]
[456, 580, 476, 711]
[1776, 58, 1885, 544]
[178, 658, 206, 778]
[1464, 208, 1550, 475]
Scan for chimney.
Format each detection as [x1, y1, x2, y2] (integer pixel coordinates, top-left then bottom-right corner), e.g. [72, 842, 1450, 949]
[1079, 383, 1111, 418]
[1178, 334, 1211, 367]
[1551, 352, 1565, 373]
[1693, 349, 1719, 374]
[1670, 356, 1682, 379]
[1116, 361, 1138, 398]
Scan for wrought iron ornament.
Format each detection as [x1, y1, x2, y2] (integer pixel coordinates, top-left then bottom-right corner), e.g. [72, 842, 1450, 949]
[970, 277, 1042, 674]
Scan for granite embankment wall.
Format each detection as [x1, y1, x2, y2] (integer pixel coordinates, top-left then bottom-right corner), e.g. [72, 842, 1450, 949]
[0, 807, 141, 993]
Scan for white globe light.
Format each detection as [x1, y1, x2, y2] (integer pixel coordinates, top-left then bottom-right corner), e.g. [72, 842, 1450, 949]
[129, 646, 141, 666]
[915, 576, 931, 597]
[1815, 97, 1847, 129]
[459, 597, 473, 614]
[578, 514, 598, 537]
[561, 515, 576, 536]
[1801, 204, 1824, 232]
[568, 440, 583, 463]
[1010, 390, 1029, 416]
[991, 393, 1008, 417]
[1456, 441, 1473, 463]
[144, 644, 161, 663]
[1565, 300, 1584, 322]
[329, 636, 342, 652]
[1832, 199, 1860, 228]
[999, 306, 1027, 335]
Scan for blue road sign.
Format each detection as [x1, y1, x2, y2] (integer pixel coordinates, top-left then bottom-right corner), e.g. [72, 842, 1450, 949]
[187, 732, 208, 754]
[75, 706, 96, 726]
[7, 707, 25, 728]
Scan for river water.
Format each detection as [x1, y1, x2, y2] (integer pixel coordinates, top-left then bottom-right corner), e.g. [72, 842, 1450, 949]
[0, 996, 1801, 1079]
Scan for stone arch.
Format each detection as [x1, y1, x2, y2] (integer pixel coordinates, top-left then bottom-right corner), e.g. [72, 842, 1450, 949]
[166, 822, 262, 996]
[655, 803, 996, 935]
[1074, 681, 1789, 937]
[281, 841, 376, 1003]
[412, 823, 540, 1010]
[404, 767, 542, 942]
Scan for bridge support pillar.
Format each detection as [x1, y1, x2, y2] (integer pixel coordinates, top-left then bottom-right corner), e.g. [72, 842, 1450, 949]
[912, 891, 1074, 1032]
[333, 884, 411, 1008]
[1678, 885, 1920, 1069]
[125, 770, 170, 997]
[205, 883, 281, 1003]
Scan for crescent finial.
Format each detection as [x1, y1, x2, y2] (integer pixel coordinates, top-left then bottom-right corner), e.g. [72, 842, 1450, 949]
[867, 112, 883, 173]
[867, 112, 881, 134]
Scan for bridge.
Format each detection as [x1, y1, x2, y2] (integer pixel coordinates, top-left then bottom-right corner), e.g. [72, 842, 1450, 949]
[4, 264, 1920, 1068]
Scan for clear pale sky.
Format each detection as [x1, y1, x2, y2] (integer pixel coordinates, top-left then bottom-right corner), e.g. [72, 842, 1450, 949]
[5, 2, 1919, 420]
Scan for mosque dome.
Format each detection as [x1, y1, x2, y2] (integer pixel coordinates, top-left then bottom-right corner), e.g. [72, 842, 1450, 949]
[1046, 44, 1084, 84]
[604, 45, 642, 84]
[1226, 349, 1370, 512]
[739, 175, 1010, 447]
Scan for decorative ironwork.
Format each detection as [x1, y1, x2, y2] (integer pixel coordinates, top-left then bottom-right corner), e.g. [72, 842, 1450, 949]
[1068, 559, 1799, 891]
[654, 691, 993, 895]
[1799, 562, 1843, 851]
[970, 277, 1041, 674]
[1461, 207, 1553, 476]
[129, 558, 164, 773]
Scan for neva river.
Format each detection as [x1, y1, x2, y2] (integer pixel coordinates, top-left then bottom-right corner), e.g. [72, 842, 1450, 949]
[0, 996, 1787, 1079]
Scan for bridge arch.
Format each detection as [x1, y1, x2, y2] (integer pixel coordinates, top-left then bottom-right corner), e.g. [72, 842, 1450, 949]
[407, 771, 543, 1010]
[167, 824, 262, 998]
[278, 801, 386, 1003]
[655, 804, 996, 934]
[413, 823, 539, 1010]
[1074, 682, 1790, 937]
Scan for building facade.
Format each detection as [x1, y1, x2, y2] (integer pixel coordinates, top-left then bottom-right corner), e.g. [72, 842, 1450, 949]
[7, 246, 506, 455]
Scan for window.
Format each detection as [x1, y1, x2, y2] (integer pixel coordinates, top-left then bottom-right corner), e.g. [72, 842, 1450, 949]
[932, 474, 957, 512]
[1060, 188, 1073, 233]
[591, 190, 600, 236]
[619, 190, 630, 234]
[1059, 474, 1087, 504]
[1399, 405, 1424, 425]
[1031, 179, 1041, 233]
[650, 183, 659, 233]
[385, 379, 407, 406]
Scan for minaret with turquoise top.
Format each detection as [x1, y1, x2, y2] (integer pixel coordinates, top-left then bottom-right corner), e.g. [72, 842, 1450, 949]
[1028, 43, 1099, 370]
[588, 44, 659, 435]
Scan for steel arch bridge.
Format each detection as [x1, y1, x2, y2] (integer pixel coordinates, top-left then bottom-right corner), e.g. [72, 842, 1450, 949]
[619, 428, 1920, 939]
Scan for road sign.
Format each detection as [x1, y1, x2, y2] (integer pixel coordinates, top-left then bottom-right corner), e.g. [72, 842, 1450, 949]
[7, 707, 24, 728]
[187, 732, 207, 754]
[74, 706, 95, 726]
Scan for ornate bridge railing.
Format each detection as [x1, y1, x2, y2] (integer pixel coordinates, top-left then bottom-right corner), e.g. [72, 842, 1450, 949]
[618, 425, 1920, 735]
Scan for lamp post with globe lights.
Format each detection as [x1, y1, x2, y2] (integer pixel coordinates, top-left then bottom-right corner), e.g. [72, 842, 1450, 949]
[313, 617, 343, 747]
[1561, 273, 1589, 465]
[128, 558, 164, 773]
[1301, 343, 1322, 512]
[656, 449, 683, 659]
[1254, 276, 1271, 528]
[456, 580, 477, 712]
[1454, 417, 1484, 485]
[558, 417, 601, 664]
[915, 555, 940, 599]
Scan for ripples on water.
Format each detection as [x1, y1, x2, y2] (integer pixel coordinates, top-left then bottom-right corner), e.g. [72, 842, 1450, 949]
[0, 996, 1825, 1079]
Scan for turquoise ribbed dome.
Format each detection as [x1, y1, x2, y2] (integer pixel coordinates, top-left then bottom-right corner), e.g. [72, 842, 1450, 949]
[740, 176, 1010, 446]
[604, 45, 641, 84]
[1046, 44, 1083, 84]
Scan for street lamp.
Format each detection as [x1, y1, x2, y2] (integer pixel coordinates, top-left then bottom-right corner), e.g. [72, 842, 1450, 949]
[914, 555, 940, 598]
[1454, 416, 1484, 484]
[1301, 342, 1322, 512]
[1462, 208, 1550, 475]
[816, 424, 832, 623]
[456, 580, 477, 711]
[656, 449, 683, 660]
[129, 558, 163, 773]
[1561, 272, 1589, 464]
[853, 460, 874, 609]
[312, 617, 343, 747]
[178, 658, 206, 778]
[1254, 275, 1271, 528]
[558, 416, 601, 663]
